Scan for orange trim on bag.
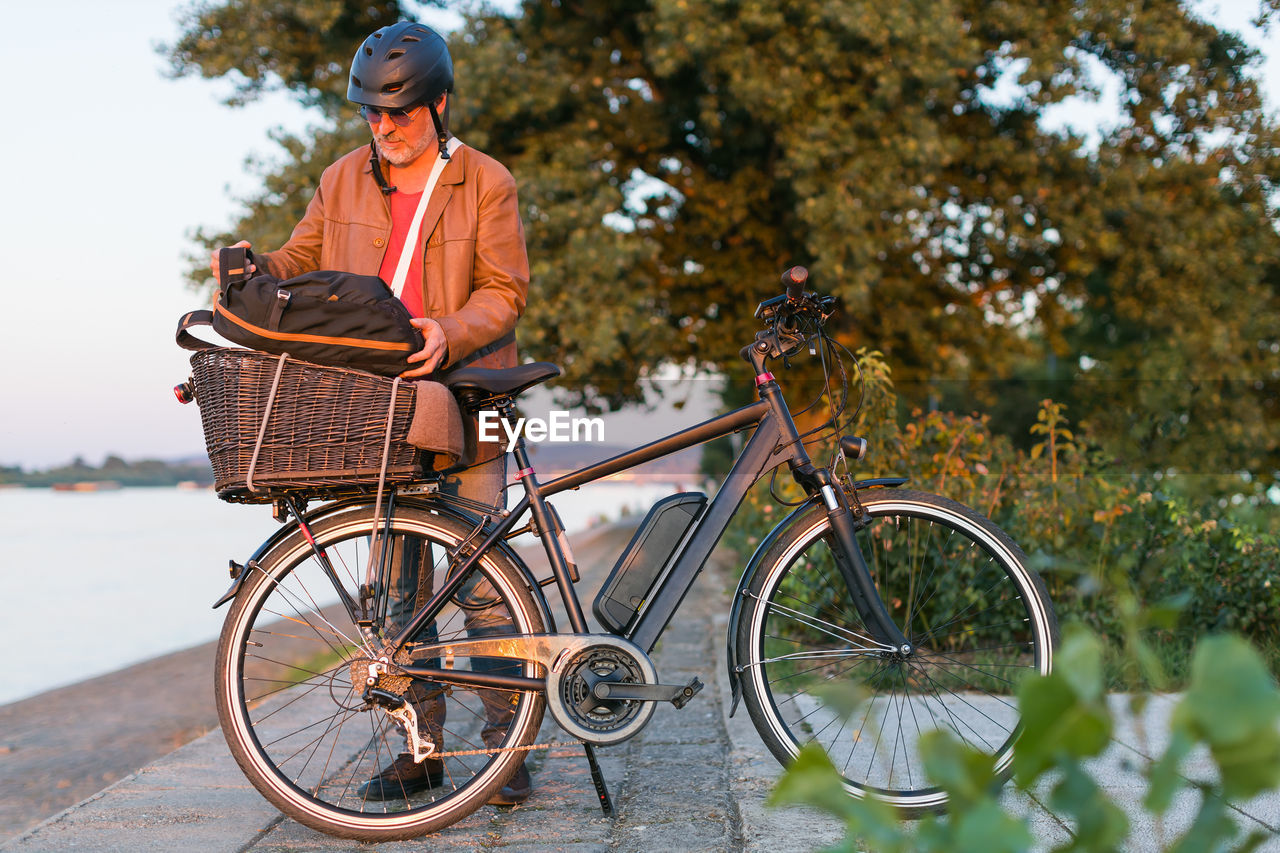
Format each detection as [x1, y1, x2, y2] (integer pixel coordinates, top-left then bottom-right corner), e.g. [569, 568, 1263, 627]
[213, 302, 414, 352]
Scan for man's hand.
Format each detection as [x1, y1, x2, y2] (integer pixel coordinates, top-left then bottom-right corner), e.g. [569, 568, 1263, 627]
[403, 318, 448, 377]
[209, 240, 255, 280]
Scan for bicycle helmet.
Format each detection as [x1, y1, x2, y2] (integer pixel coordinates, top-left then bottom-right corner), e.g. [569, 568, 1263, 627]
[349, 21, 454, 159]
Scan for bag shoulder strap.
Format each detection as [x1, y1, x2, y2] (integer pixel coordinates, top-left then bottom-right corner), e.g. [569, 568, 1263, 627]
[176, 309, 219, 351]
[389, 136, 465, 299]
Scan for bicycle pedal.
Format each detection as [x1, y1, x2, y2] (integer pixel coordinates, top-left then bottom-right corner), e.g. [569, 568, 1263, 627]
[671, 677, 704, 710]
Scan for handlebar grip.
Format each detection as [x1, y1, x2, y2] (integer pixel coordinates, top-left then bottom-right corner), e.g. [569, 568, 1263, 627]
[781, 266, 808, 301]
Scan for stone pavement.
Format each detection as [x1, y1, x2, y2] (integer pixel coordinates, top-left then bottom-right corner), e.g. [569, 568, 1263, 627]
[4, 520, 1278, 852]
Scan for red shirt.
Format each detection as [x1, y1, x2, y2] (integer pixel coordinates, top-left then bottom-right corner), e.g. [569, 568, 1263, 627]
[378, 190, 426, 318]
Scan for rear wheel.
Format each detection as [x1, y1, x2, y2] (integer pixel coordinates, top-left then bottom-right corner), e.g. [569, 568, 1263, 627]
[737, 489, 1057, 816]
[215, 504, 545, 841]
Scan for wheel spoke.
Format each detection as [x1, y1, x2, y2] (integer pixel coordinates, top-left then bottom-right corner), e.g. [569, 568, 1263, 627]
[217, 508, 546, 837]
[740, 491, 1056, 813]
[754, 592, 895, 652]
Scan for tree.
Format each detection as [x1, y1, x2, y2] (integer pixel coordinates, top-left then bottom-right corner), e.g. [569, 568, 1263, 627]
[167, 0, 1280, 486]
[162, 0, 421, 271]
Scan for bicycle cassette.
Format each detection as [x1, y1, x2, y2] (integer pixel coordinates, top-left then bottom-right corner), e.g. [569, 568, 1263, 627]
[349, 656, 412, 698]
[545, 636, 657, 745]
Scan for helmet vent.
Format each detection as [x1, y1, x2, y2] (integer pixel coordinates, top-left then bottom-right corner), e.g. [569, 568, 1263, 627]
[351, 74, 362, 88]
[383, 82, 405, 94]
[387, 48, 406, 59]
[401, 35, 420, 43]
[364, 46, 373, 56]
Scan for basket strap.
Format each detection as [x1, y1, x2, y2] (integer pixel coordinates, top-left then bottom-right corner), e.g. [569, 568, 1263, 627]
[364, 376, 404, 588]
[246, 353, 290, 493]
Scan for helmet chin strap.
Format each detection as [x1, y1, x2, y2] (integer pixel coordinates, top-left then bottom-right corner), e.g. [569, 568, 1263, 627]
[368, 141, 396, 195]
[367, 99, 449, 194]
[428, 102, 450, 160]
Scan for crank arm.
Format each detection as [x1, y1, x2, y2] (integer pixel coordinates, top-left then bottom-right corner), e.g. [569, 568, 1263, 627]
[592, 676, 704, 709]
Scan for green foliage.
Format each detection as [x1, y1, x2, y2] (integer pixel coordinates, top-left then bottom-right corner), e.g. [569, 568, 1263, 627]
[166, 0, 1280, 470]
[182, 118, 373, 293]
[720, 352, 1280, 676]
[1029, 399, 1075, 484]
[1012, 629, 1112, 780]
[1164, 636, 1280, 804]
[772, 627, 1280, 852]
[162, 0, 418, 113]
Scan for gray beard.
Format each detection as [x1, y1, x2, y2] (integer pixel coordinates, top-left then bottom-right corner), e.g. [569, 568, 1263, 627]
[375, 133, 434, 167]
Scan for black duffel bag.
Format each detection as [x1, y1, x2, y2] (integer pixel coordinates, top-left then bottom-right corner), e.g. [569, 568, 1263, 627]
[177, 255, 422, 376]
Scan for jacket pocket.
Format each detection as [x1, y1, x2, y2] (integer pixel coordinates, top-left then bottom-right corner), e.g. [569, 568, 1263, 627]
[322, 218, 390, 276]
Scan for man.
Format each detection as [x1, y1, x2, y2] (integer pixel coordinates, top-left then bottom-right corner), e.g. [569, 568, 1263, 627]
[210, 20, 533, 805]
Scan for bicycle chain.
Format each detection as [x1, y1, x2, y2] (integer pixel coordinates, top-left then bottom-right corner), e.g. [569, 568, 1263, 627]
[429, 740, 576, 758]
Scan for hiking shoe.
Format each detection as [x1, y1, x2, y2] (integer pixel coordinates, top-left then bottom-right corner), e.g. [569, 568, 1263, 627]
[487, 762, 532, 806]
[357, 753, 444, 800]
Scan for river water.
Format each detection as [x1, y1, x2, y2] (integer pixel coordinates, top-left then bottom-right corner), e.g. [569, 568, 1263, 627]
[0, 482, 680, 706]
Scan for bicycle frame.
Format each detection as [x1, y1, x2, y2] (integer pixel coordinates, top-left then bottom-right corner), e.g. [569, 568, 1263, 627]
[380, 349, 913, 695]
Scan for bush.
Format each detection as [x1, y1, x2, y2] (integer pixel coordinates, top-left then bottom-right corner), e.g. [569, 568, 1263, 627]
[770, 627, 1280, 852]
[719, 351, 1280, 674]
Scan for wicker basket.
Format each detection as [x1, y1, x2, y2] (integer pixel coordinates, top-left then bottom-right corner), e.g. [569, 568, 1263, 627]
[190, 348, 423, 503]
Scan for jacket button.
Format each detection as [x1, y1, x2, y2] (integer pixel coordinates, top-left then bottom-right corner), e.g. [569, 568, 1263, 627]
[374, 237, 385, 248]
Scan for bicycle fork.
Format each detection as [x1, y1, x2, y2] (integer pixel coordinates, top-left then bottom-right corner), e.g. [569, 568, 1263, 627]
[748, 342, 910, 655]
[792, 463, 912, 655]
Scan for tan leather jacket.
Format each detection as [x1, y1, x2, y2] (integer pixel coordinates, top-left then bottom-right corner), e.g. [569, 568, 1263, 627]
[256, 142, 529, 374]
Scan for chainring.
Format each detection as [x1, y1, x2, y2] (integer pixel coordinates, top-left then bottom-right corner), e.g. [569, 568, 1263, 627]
[546, 639, 657, 745]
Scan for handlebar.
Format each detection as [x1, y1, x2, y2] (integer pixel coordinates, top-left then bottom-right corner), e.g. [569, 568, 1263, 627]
[754, 267, 835, 327]
[747, 267, 839, 364]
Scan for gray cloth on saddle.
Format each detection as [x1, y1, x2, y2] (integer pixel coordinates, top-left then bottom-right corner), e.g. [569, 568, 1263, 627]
[407, 381, 466, 468]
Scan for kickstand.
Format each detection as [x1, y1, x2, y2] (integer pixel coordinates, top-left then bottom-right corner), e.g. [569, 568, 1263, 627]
[582, 742, 614, 817]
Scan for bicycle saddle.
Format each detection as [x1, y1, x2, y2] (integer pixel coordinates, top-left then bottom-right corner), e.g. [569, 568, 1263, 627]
[444, 362, 561, 398]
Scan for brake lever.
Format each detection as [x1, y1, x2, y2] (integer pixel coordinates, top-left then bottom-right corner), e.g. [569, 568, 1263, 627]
[754, 293, 788, 321]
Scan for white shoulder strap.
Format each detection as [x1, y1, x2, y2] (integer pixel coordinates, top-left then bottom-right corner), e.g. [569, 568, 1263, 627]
[390, 136, 464, 299]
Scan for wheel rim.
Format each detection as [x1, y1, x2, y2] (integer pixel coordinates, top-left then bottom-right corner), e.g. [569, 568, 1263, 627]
[219, 512, 542, 830]
[747, 498, 1053, 807]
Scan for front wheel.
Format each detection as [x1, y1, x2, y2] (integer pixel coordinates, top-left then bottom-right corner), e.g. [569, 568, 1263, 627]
[736, 488, 1057, 816]
[215, 504, 546, 841]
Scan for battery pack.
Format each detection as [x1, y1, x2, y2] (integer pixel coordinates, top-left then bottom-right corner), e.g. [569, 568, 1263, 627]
[593, 492, 707, 634]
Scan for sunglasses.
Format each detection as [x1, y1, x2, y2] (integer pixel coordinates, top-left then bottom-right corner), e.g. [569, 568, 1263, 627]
[358, 104, 423, 127]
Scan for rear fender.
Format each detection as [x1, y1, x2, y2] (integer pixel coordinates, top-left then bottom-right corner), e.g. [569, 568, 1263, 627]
[211, 497, 554, 632]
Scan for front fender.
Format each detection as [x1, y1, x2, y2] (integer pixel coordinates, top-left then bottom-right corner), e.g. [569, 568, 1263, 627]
[723, 476, 907, 715]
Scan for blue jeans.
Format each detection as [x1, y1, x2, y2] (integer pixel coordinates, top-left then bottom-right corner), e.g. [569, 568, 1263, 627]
[383, 455, 519, 750]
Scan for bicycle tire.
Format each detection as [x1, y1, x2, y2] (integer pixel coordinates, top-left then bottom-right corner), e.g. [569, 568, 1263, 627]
[215, 504, 546, 841]
[736, 488, 1057, 816]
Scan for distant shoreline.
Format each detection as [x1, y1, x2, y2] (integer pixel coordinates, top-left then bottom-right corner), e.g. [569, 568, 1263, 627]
[0, 454, 215, 489]
[0, 482, 211, 490]
[2, 443, 702, 489]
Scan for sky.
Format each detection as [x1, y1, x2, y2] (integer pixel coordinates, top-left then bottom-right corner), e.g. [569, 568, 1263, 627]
[0, 0, 1278, 470]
